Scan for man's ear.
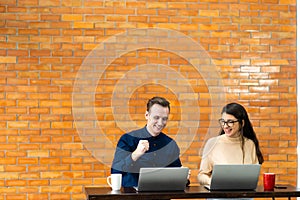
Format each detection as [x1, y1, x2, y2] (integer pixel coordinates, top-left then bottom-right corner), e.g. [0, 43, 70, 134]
[145, 111, 149, 120]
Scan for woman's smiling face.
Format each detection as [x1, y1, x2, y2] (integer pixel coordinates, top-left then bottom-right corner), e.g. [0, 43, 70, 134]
[220, 113, 242, 138]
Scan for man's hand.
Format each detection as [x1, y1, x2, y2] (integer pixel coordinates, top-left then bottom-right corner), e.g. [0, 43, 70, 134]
[131, 140, 149, 161]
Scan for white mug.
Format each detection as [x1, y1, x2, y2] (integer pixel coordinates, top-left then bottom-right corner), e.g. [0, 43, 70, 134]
[107, 174, 122, 190]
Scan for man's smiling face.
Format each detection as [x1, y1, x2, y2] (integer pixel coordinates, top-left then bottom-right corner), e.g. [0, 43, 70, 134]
[145, 104, 169, 137]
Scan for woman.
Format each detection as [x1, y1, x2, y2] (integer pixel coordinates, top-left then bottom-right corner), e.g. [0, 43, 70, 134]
[198, 102, 264, 186]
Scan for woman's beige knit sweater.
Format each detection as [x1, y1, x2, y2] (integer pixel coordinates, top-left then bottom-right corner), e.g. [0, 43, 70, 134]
[197, 134, 259, 185]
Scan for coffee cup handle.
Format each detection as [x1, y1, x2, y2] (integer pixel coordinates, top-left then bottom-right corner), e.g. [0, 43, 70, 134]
[107, 176, 112, 187]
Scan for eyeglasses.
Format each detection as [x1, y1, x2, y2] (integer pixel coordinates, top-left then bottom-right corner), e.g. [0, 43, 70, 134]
[218, 119, 239, 127]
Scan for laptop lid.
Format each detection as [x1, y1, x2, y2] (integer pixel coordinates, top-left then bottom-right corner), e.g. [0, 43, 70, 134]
[205, 164, 261, 191]
[136, 167, 189, 192]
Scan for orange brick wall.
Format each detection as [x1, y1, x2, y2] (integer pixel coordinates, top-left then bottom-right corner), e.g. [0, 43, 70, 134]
[0, 0, 297, 199]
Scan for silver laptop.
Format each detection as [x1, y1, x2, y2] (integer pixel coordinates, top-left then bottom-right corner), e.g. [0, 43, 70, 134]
[135, 167, 189, 192]
[205, 164, 261, 191]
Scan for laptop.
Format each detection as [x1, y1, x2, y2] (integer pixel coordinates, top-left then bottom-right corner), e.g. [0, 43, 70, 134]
[205, 164, 261, 191]
[135, 167, 189, 192]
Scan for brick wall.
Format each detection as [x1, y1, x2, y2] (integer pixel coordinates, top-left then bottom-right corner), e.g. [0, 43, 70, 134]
[0, 0, 297, 199]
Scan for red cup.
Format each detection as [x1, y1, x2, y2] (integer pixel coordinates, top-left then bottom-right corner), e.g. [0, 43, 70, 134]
[263, 173, 275, 191]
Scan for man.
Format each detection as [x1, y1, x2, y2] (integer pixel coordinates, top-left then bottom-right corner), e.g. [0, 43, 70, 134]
[111, 96, 189, 187]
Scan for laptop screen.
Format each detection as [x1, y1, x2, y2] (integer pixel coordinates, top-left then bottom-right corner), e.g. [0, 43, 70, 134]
[207, 164, 261, 191]
[136, 167, 189, 192]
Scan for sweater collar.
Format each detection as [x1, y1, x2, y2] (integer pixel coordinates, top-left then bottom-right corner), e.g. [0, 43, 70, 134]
[220, 133, 243, 142]
[142, 125, 162, 139]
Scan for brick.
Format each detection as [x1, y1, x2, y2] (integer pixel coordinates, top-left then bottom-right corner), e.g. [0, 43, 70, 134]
[39, 14, 60, 21]
[50, 193, 71, 200]
[61, 143, 83, 150]
[62, 185, 83, 193]
[20, 172, 40, 179]
[28, 194, 49, 200]
[73, 22, 94, 29]
[84, 1, 103, 7]
[72, 179, 93, 185]
[62, 14, 83, 21]
[0, 57, 16, 63]
[18, 158, 38, 164]
[41, 172, 62, 179]
[40, 186, 61, 193]
[128, 16, 147, 23]
[18, 0, 38, 6]
[49, 150, 70, 157]
[39, 0, 60, 6]
[28, 150, 49, 157]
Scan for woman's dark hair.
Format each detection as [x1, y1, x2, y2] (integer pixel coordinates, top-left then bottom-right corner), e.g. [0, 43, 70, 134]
[147, 96, 170, 112]
[219, 102, 264, 164]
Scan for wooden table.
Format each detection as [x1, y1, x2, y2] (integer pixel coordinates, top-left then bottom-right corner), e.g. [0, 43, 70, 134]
[85, 185, 300, 200]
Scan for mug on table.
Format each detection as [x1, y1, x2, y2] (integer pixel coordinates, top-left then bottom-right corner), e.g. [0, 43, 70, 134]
[263, 172, 275, 191]
[107, 173, 122, 191]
